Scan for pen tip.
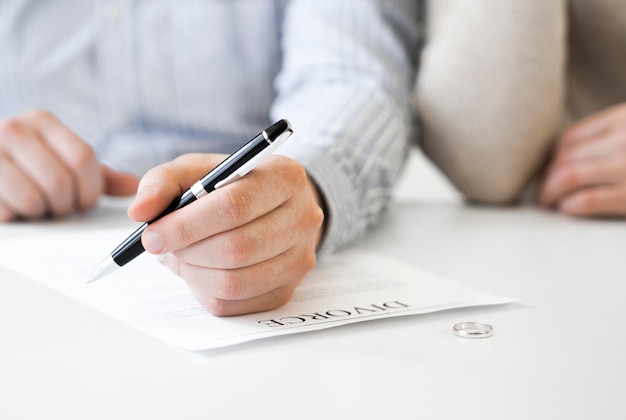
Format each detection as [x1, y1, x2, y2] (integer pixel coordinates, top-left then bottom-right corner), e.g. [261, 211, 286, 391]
[88, 255, 118, 284]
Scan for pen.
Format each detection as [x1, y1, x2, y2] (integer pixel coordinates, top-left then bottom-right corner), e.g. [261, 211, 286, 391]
[88, 119, 293, 283]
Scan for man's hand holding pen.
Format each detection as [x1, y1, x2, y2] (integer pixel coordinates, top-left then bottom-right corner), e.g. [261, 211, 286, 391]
[127, 153, 325, 316]
[1, 113, 326, 316]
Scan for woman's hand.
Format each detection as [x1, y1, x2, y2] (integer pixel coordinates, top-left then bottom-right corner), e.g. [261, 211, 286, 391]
[539, 103, 626, 216]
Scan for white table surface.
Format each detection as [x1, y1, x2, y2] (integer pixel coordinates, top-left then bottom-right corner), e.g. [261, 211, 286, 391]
[2, 151, 625, 420]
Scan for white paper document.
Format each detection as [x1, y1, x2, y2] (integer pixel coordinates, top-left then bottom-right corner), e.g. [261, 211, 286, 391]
[0, 228, 515, 350]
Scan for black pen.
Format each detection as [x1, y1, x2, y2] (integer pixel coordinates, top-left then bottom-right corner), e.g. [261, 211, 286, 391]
[88, 119, 293, 283]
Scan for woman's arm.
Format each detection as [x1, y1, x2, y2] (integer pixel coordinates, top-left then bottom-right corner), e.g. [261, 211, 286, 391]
[415, 0, 567, 203]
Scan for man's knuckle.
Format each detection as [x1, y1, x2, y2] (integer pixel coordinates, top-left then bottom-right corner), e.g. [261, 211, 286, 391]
[219, 235, 249, 267]
[0, 119, 23, 140]
[285, 159, 307, 182]
[16, 191, 44, 214]
[66, 143, 96, 171]
[174, 214, 196, 245]
[43, 171, 72, 197]
[215, 270, 243, 300]
[306, 206, 325, 232]
[218, 187, 250, 224]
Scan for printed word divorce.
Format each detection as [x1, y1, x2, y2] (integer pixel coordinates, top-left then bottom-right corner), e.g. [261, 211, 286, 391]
[257, 301, 410, 328]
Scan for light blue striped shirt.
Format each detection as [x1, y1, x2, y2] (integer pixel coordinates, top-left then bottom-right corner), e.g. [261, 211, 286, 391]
[0, 0, 421, 252]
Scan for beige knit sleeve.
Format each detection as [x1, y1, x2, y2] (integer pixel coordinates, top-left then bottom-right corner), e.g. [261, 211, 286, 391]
[415, 0, 567, 203]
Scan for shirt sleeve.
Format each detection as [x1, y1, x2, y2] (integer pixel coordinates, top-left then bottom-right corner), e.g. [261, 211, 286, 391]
[271, 0, 421, 254]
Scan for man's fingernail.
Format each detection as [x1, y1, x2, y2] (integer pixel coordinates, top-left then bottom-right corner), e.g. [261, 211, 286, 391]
[143, 230, 163, 253]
